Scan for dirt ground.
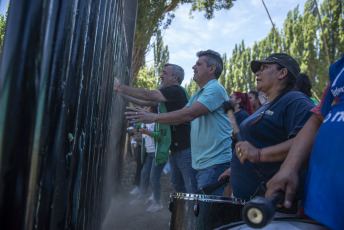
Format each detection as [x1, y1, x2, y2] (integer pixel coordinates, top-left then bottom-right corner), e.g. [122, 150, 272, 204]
[101, 156, 174, 230]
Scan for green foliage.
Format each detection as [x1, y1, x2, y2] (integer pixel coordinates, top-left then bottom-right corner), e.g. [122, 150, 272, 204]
[188, 0, 235, 19]
[133, 0, 236, 83]
[224, 40, 255, 93]
[300, 0, 320, 94]
[0, 14, 5, 51]
[140, 0, 343, 99]
[133, 64, 159, 90]
[221, 0, 343, 99]
[185, 79, 199, 97]
[219, 53, 227, 91]
[134, 29, 169, 90]
[153, 30, 169, 79]
[0, 3, 9, 61]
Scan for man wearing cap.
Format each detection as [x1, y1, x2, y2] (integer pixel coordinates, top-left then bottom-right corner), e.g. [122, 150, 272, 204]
[230, 53, 315, 200]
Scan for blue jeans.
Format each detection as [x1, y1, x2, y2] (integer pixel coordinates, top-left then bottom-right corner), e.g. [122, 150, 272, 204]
[139, 152, 166, 202]
[169, 148, 198, 193]
[196, 162, 230, 196]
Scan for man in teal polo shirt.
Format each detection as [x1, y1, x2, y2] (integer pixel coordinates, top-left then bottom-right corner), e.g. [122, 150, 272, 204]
[126, 50, 232, 196]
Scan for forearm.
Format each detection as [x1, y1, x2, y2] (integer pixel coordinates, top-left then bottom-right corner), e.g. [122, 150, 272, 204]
[279, 113, 323, 172]
[260, 138, 294, 162]
[153, 106, 198, 125]
[119, 92, 157, 106]
[117, 84, 163, 102]
[126, 101, 209, 125]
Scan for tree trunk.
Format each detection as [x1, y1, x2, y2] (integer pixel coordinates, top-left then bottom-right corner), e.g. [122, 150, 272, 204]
[132, 46, 146, 85]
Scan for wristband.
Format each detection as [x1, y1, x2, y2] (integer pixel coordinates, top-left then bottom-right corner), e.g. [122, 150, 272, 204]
[257, 148, 261, 163]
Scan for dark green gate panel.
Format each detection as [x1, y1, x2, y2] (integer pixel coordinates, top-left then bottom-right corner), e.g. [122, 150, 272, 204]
[0, 0, 138, 229]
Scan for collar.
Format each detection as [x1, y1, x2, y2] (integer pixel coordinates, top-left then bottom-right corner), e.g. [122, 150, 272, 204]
[201, 79, 218, 89]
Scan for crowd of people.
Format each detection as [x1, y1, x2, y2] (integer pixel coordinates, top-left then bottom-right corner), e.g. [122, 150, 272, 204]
[114, 50, 343, 230]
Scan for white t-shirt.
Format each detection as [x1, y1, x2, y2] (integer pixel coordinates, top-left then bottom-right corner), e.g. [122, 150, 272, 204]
[142, 123, 155, 153]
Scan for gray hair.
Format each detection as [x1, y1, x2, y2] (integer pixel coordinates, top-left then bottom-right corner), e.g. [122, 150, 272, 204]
[163, 63, 184, 84]
[196, 50, 223, 79]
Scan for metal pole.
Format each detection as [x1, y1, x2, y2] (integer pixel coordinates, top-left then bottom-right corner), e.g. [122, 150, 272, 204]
[261, 0, 283, 52]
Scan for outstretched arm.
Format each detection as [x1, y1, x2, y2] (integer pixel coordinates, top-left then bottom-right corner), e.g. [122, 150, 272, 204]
[125, 101, 209, 125]
[114, 77, 166, 102]
[265, 113, 324, 208]
[119, 92, 157, 106]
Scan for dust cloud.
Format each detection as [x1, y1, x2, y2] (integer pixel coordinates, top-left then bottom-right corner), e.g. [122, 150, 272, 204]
[101, 159, 173, 230]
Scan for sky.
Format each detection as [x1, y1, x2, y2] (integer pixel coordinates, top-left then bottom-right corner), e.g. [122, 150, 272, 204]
[1, 0, 323, 87]
[0, 0, 9, 16]
[145, 0, 323, 86]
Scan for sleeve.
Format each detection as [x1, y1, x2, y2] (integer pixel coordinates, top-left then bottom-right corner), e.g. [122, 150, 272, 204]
[283, 94, 314, 138]
[159, 85, 182, 102]
[310, 83, 330, 115]
[197, 84, 227, 112]
[236, 111, 250, 126]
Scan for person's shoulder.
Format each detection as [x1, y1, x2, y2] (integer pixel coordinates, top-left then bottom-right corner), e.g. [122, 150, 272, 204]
[239, 109, 250, 116]
[206, 79, 220, 86]
[281, 91, 314, 108]
[161, 85, 189, 104]
[201, 82, 228, 102]
[160, 85, 183, 93]
[237, 109, 250, 120]
[283, 91, 311, 101]
[165, 84, 181, 90]
[205, 80, 226, 92]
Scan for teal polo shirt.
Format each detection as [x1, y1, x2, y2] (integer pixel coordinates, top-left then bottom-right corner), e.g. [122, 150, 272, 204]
[187, 79, 232, 170]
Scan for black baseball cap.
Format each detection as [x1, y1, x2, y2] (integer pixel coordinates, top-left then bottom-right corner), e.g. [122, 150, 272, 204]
[250, 53, 300, 78]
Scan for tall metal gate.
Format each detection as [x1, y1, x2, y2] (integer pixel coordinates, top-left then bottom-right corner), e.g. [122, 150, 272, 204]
[0, 0, 138, 229]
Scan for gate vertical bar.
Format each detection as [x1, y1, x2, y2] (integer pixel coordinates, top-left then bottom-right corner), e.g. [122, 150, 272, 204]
[0, 0, 138, 229]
